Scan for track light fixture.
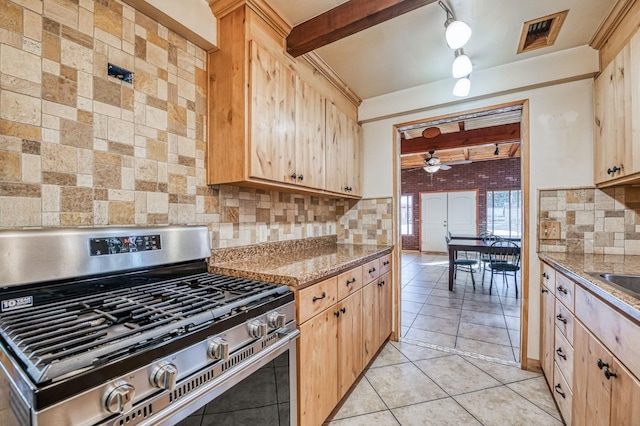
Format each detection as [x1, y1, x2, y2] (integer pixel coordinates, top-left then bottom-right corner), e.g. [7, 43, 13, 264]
[439, 1, 473, 97]
[438, 1, 472, 49]
[494, 144, 500, 156]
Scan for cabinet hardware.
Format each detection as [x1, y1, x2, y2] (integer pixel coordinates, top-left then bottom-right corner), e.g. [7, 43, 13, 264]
[554, 384, 566, 399]
[297, 174, 304, 181]
[604, 367, 618, 380]
[368, 267, 376, 274]
[607, 165, 622, 175]
[346, 278, 356, 285]
[542, 272, 549, 279]
[597, 359, 609, 370]
[383, 261, 390, 266]
[290, 173, 297, 180]
[555, 347, 567, 360]
[340, 307, 346, 314]
[344, 186, 352, 192]
[334, 310, 340, 317]
[312, 292, 326, 302]
[556, 314, 567, 324]
[378, 280, 385, 287]
[557, 286, 568, 295]
[541, 288, 549, 293]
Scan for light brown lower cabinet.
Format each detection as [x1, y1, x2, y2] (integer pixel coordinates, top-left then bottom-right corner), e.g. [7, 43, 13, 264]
[297, 255, 393, 426]
[573, 320, 640, 425]
[540, 282, 555, 389]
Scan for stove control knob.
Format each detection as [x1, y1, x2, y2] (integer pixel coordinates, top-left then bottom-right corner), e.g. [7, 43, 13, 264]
[103, 381, 135, 414]
[151, 362, 178, 391]
[267, 311, 286, 329]
[208, 337, 229, 360]
[248, 320, 268, 339]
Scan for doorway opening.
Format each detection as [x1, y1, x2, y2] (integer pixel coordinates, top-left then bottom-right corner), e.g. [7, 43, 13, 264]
[394, 101, 529, 366]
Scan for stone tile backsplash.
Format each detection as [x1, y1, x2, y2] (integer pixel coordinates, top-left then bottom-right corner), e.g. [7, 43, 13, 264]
[0, 0, 393, 250]
[538, 186, 640, 255]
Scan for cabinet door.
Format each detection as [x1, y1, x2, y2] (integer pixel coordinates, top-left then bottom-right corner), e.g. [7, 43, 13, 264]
[611, 358, 640, 425]
[362, 281, 379, 367]
[346, 115, 362, 196]
[540, 284, 555, 388]
[325, 101, 348, 194]
[295, 76, 325, 189]
[573, 321, 612, 426]
[249, 42, 296, 183]
[298, 308, 338, 426]
[337, 291, 362, 399]
[594, 44, 630, 184]
[378, 272, 392, 348]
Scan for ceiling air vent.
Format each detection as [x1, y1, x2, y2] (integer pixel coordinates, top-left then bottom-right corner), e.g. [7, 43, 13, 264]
[517, 10, 568, 54]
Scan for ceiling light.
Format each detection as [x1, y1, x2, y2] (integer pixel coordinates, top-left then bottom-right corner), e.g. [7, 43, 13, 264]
[439, 1, 472, 49]
[445, 18, 472, 49]
[452, 76, 471, 97]
[423, 164, 441, 173]
[452, 49, 472, 78]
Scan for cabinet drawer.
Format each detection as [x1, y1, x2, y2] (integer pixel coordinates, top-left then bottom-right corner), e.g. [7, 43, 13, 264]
[378, 254, 392, 275]
[555, 301, 574, 345]
[298, 277, 337, 324]
[553, 363, 573, 425]
[575, 286, 640, 378]
[337, 266, 363, 301]
[541, 262, 556, 293]
[554, 326, 574, 388]
[555, 273, 575, 312]
[363, 259, 380, 283]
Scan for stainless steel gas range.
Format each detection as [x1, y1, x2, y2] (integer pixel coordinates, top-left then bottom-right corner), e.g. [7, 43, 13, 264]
[0, 226, 298, 426]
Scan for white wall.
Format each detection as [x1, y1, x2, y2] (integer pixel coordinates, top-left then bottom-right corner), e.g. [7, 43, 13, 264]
[360, 46, 597, 362]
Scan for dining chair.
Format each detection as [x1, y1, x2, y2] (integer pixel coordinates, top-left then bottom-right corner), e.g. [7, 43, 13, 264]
[479, 232, 500, 283]
[445, 235, 479, 288]
[487, 240, 521, 298]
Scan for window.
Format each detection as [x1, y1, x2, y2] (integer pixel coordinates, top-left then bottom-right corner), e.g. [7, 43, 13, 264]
[486, 190, 522, 238]
[400, 195, 413, 235]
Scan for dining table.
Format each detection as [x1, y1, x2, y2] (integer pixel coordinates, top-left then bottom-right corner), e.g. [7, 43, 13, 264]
[447, 239, 521, 291]
[449, 234, 521, 242]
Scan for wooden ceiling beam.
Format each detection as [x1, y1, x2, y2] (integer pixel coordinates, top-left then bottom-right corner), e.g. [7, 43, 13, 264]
[286, 0, 437, 57]
[400, 123, 521, 155]
[508, 143, 520, 157]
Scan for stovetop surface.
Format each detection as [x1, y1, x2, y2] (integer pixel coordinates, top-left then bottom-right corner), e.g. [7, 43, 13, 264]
[0, 265, 292, 385]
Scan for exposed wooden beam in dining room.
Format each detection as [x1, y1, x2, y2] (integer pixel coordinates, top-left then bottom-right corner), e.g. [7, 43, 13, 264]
[286, 0, 437, 57]
[508, 143, 520, 157]
[400, 123, 521, 155]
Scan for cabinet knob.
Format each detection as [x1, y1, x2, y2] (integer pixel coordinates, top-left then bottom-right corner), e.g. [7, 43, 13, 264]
[541, 288, 549, 294]
[604, 367, 618, 380]
[555, 314, 567, 324]
[290, 173, 297, 180]
[298, 174, 304, 181]
[340, 307, 346, 314]
[334, 310, 340, 318]
[557, 286, 568, 295]
[312, 292, 327, 302]
[554, 384, 566, 399]
[607, 165, 622, 175]
[542, 272, 549, 279]
[369, 267, 376, 274]
[597, 359, 609, 370]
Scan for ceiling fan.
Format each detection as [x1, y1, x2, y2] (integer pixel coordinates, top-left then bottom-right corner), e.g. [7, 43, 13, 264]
[422, 151, 473, 173]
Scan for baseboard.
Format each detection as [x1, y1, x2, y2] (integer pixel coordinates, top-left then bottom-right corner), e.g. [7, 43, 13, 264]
[525, 358, 542, 373]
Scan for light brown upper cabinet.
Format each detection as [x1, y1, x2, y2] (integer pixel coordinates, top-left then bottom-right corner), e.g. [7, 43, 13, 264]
[593, 22, 640, 186]
[325, 102, 362, 197]
[207, 0, 361, 198]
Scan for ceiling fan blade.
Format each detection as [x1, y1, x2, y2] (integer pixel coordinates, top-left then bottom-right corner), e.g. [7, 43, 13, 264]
[442, 159, 472, 166]
[440, 164, 452, 170]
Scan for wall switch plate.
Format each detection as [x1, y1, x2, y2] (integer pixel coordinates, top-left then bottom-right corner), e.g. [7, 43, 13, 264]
[540, 221, 561, 240]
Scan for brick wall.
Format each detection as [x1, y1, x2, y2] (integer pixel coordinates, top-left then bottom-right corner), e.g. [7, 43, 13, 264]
[401, 157, 521, 250]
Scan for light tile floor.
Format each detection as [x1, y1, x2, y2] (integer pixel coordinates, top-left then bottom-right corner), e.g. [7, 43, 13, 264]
[400, 251, 522, 363]
[326, 340, 562, 425]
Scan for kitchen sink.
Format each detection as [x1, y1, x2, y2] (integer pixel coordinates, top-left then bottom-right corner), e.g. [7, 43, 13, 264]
[589, 272, 640, 299]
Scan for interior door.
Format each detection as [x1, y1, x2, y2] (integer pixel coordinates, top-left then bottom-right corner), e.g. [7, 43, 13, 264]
[420, 193, 447, 252]
[447, 191, 477, 235]
[420, 191, 477, 252]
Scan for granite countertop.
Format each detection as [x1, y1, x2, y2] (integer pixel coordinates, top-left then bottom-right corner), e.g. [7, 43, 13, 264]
[210, 243, 393, 289]
[539, 252, 640, 321]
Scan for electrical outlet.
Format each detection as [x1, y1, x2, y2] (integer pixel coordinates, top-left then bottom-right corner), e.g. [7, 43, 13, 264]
[540, 221, 561, 240]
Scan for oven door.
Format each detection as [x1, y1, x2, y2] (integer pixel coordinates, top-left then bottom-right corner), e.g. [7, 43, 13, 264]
[148, 329, 299, 426]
